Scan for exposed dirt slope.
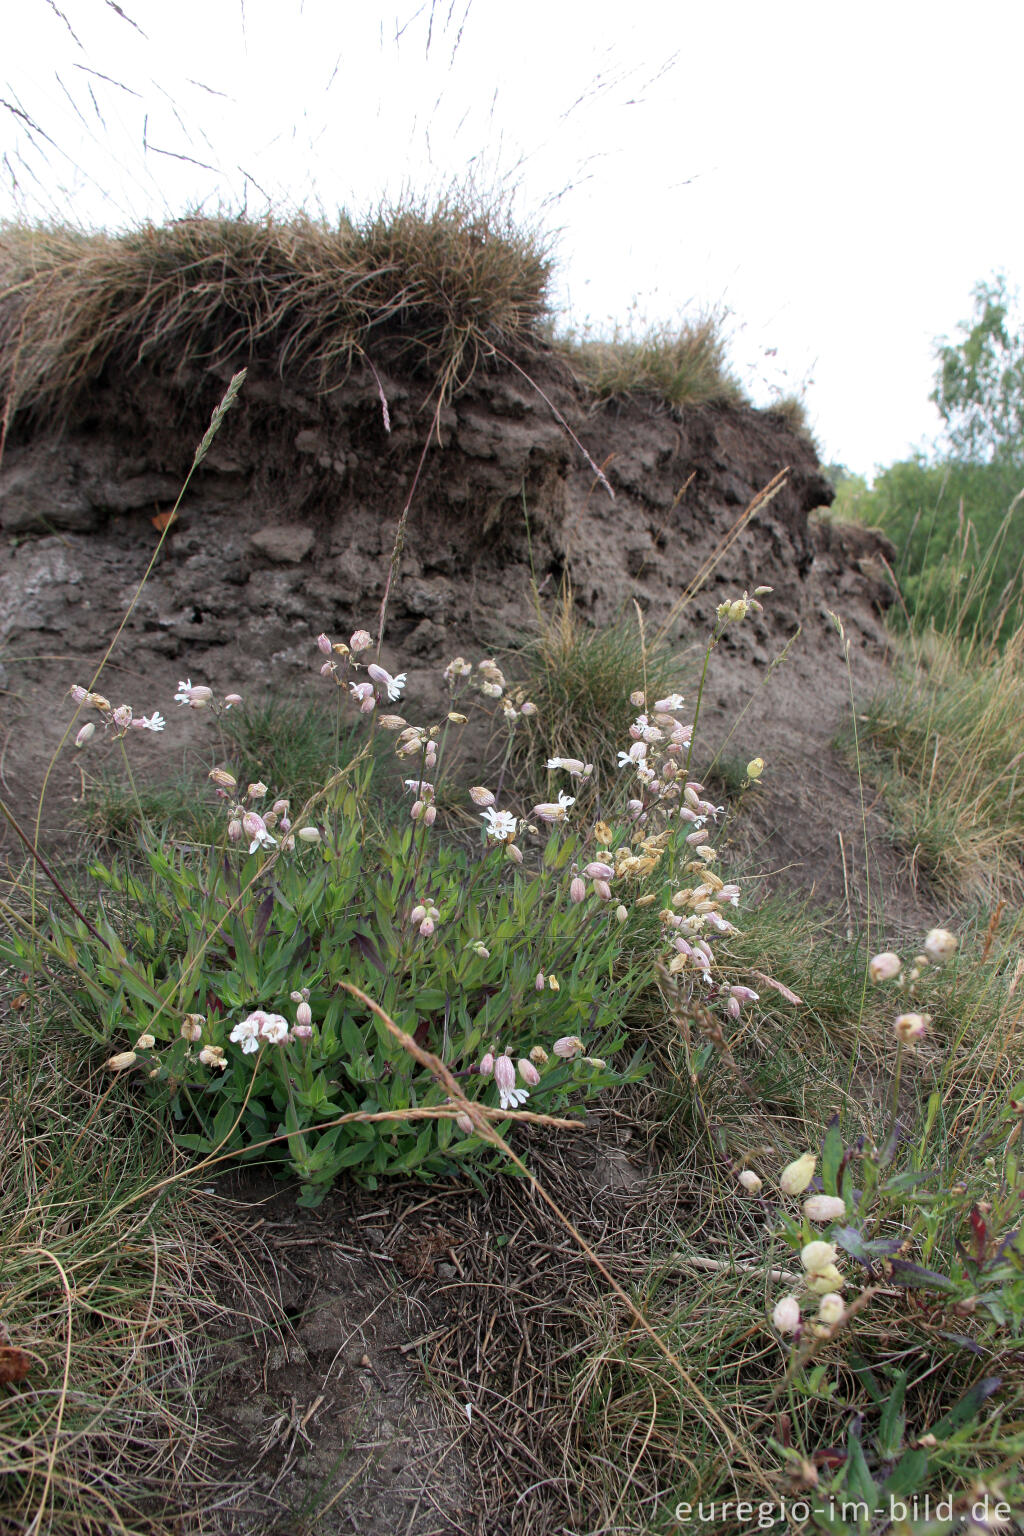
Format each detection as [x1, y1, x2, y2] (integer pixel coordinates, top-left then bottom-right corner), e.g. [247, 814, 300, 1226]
[0, 350, 913, 917]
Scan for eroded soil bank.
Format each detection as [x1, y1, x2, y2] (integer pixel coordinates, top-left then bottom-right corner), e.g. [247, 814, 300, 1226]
[0, 351, 912, 916]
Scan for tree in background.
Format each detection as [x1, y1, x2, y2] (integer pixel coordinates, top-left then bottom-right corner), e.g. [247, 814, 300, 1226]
[831, 276, 1024, 642]
[933, 274, 1024, 467]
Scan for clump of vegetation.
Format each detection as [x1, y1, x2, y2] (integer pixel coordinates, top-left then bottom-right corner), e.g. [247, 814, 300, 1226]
[0, 196, 553, 422]
[852, 619, 1024, 902]
[557, 313, 743, 408]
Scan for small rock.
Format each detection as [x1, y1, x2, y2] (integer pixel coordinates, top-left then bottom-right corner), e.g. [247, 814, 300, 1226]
[250, 524, 315, 563]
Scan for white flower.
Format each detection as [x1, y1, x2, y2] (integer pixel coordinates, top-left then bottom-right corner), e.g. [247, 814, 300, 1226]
[654, 693, 685, 712]
[241, 810, 276, 854]
[367, 663, 406, 702]
[481, 807, 518, 841]
[499, 1083, 530, 1111]
[531, 791, 575, 823]
[139, 712, 165, 732]
[258, 1013, 290, 1045]
[174, 679, 213, 707]
[229, 1016, 262, 1054]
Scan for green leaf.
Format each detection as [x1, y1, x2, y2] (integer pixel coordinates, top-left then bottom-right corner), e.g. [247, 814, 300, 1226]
[821, 1115, 843, 1196]
[876, 1371, 907, 1460]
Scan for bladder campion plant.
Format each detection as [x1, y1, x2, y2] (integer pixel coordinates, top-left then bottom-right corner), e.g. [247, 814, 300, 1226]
[11, 606, 771, 1206]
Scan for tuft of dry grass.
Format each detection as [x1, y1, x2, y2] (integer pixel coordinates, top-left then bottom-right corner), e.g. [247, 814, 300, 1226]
[0, 1000, 279, 1535]
[854, 620, 1024, 904]
[0, 196, 553, 424]
[556, 314, 743, 410]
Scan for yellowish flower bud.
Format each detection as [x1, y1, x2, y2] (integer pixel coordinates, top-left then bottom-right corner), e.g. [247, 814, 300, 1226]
[817, 1292, 845, 1325]
[107, 1051, 137, 1071]
[135, 1033, 156, 1051]
[780, 1153, 816, 1196]
[800, 1240, 838, 1275]
[745, 757, 765, 781]
[738, 1170, 763, 1195]
[806, 1265, 846, 1294]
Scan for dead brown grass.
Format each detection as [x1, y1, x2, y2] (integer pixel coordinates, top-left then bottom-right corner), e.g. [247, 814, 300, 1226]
[0, 198, 553, 424]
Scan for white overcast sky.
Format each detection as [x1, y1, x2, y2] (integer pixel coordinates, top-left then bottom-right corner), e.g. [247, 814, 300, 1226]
[3, 0, 1022, 477]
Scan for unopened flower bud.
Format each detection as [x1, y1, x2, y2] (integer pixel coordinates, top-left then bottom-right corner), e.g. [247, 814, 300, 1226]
[746, 757, 765, 781]
[592, 879, 612, 901]
[552, 1036, 583, 1059]
[570, 876, 586, 904]
[448, 711, 468, 724]
[803, 1195, 846, 1223]
[583, 1057, 606, 1069]
[894, 1012, 930, 1044]
[350, 629, 372, 652]
[923, 928, 957, 965]
[456, 1111, 474, 1135]
[529, 1045, 549, 1066]
[548, 975, 559, 991]
[224, 693, 243, 707]
[317, 633, 333, 655]
[470, 786, 496, 807]
[478, 1052, 495, 1077]
[629, 690, 646, 707]
[772, 1296, 801, 1334]
[209, 767, 237, 789]
[181, 1015, 205, 1042]
[615, 904, 628, 923]
[583, 861, 615, 881]
[296, 1001, 312, 1028]
[75, 722, 95, 747]
[518, 1058, 541, 1087]
[780, 1153, 817, 1196]
[505, 843, 523, 865]
[423, 805, 437, 826]
[535, 971, 546, 991]
[107, 1051, 137, 1070]
[135, 1033, 156, 1050]
[292, 1024, 312, 1040]
[869, 951, 902, 983]
[227, 819, 243, 843]
[296, 826, 321, 843]
[800, 1240, 839, 1276]
[738, 1170, 763, 1194]
[817, 1293, 845, 1326]
[378, 714, 407, 731]
[520, 701, 537, 717]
